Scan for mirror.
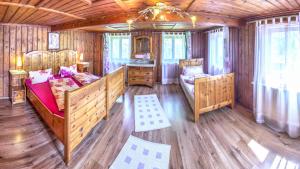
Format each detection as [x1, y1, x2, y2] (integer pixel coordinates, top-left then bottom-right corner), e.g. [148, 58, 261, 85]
[133, 36, 152, 59]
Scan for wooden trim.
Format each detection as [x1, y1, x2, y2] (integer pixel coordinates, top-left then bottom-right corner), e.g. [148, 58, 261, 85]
[0, 2, 86, 20]
[51, 13, 241, 31]
[64, 90, 71, 164]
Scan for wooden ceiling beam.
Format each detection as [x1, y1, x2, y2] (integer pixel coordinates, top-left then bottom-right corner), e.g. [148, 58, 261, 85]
[114, 0, 130, 12]
[0, 2, 86, 20]
[51, 12, 241, 31]
[79, 0, 92, 5]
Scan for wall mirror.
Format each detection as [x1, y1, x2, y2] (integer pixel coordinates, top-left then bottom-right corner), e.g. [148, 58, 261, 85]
[132, 36, 153, 59]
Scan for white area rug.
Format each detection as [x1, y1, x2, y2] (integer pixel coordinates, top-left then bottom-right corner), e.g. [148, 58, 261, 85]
[134, 94, 171, 132]
[109, 135, 171, 169]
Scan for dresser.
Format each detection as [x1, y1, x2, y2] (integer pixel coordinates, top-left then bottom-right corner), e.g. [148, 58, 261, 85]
[127, 66, 155, 87]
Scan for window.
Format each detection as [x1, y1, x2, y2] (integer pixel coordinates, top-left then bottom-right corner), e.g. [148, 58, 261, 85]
[265, 25, 300, 88]
[162, 33, 186, 62]
[109, 34, 131, 62]
[208, 30, 225, 75]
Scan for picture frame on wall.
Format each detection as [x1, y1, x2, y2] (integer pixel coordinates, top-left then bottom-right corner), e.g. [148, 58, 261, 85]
[48, 32, 60, 50]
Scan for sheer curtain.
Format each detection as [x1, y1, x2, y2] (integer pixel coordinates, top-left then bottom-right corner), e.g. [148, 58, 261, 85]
[208, 27, 228, 75]
[254, 16, 300, 138]
[103, 33, 131, 75]
[162, 32, 187, 84]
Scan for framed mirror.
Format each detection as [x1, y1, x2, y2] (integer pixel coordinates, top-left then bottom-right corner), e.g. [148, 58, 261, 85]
[132, 36, 153, 59]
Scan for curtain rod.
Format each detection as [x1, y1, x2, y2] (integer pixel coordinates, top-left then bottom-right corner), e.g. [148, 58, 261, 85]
[247, 13, 299, 24]
[203, 27, 224, 34]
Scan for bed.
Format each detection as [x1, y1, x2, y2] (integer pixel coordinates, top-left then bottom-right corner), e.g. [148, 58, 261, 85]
[179, 59, 235, 122]
[24, 50, 125, 164]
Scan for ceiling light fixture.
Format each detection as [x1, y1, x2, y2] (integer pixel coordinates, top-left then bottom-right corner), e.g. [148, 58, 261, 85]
[126, 2, 197, 30]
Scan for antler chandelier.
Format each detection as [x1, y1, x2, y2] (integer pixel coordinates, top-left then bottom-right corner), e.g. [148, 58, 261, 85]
[127, 2, 197, 30]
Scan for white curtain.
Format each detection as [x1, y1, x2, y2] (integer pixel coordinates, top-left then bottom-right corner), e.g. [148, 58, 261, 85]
[208, 27, 227, 75]
[103, 33, 110, 75]
[162, 32, 186, 84]
[254, 16, 300, 138]
[103, 33, 131, 75]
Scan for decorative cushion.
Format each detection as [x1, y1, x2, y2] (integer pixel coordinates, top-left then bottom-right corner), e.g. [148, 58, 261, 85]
[182, 66, 204, 76]
[29, 68, 53, 84]
[59, 65, 78, 77]
[49, 78, 79, 111]
[73, 73, 100, 85]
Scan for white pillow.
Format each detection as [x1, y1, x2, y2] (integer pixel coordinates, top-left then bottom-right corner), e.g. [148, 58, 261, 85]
[182, 66, 204, 76]
[29, 68, 52, 84]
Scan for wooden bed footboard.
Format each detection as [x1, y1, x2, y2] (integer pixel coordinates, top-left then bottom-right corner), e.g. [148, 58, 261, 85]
[194, 73, 235, 122]
[64, 77, 107, 163]
[106, 66, 126, 114]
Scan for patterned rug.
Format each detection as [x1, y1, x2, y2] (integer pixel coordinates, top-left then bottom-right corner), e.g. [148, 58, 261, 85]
[109, 135, 171, 169]
[134, 94, 171, 132]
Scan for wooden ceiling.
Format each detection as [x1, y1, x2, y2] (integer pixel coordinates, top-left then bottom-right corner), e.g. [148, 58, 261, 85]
[0, 0, 300, 31]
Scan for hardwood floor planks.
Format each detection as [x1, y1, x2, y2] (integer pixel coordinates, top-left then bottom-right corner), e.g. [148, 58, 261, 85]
[0, 85, 299, 169]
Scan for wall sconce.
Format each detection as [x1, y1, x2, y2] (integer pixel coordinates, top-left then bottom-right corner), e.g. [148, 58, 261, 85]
[16, 55, 23, 70]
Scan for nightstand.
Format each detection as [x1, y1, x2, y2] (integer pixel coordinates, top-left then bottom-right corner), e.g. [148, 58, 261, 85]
[77, 62, 90, 73]
[9, 70, 27, 105]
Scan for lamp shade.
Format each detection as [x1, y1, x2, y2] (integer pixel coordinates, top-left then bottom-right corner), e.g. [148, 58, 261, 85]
[16, 56, 22, 68]
[80, 53, 84, 61]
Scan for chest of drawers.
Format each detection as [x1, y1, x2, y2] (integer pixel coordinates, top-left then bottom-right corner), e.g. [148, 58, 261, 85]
[127, 66, 154, 87]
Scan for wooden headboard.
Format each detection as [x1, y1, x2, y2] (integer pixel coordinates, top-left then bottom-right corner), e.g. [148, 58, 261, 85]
[24, 50, 78, 74]
[179, 58, 204, 68]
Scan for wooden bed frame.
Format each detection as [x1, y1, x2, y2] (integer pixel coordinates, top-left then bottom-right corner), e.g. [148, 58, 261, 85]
[179, 58, 235, 122]
[24, 50, 125, 164]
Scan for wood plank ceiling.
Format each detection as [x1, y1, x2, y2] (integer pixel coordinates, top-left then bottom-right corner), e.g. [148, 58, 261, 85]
[0, 0, 300, 31]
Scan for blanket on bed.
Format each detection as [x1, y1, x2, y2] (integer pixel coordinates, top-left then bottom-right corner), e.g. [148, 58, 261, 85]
[73, 73, 100, 85]
[49, 78, 79, 111]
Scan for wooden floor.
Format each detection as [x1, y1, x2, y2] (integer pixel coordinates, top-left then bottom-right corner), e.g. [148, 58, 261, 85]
[1, 85, 300, 169]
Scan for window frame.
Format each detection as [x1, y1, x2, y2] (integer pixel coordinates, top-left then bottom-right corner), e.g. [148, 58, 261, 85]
[109, 35, 131, 61]
[162, 33, 186, 61]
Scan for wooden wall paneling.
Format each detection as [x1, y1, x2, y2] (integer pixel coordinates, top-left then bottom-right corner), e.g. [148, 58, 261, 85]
[3, 26, 10, 97]
[33, 26, 38, 51]
[93, 33, 102, 75]
[235, 23, 255, 110]
[10, 26, 16, 70]
[0, 25, 3, 97]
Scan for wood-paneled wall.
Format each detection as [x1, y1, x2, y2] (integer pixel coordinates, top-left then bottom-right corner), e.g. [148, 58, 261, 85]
[191, 31, 208, 72]
[0, 24, 101, 98]
[0, 24, 50, 98]
[58, 30, 100, 74]
[235, 24, 255, 110]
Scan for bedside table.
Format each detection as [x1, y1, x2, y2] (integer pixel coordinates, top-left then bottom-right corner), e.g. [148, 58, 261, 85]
[77, 62, 90, 73]
[9, 70, 27, 105]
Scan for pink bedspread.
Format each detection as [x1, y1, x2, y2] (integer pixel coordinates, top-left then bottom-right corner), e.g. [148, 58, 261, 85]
[25, 75, 82, 118]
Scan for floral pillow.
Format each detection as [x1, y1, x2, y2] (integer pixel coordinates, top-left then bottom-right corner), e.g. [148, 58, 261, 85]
[182, 66, 204, 76]
[29, 68, 53, 84]
[73, 73, 100, 85]
[49, 78, 79, 111]
[59, 65, 78, 77]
